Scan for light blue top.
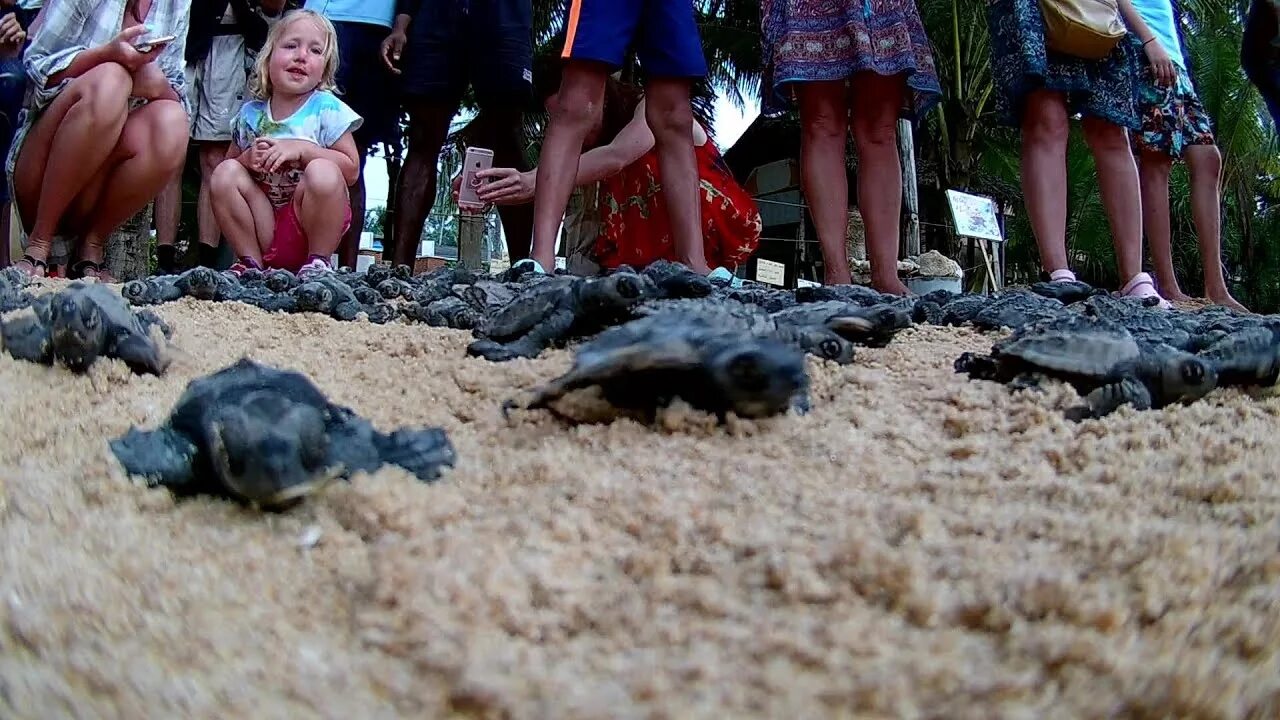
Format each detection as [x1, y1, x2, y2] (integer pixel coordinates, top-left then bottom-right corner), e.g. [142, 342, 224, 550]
[303, 0, 396, 28]
[1131, 0, 1186, 70]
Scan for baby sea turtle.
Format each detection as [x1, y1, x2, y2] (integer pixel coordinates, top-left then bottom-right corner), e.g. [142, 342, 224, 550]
[293, 276, 392, 323]
[636, 260, 715, 300]
[109, 358, 457, 509]
[122, 276, 184, 306]
[1029, 280, 1105, 305]
[957, 315, 1217, 418]
[637, 298, 857, 364]
[0, 266, 34, 313]
[506, 317, 810, 423]
[1197, 326, 1280, 388]
[467, 271, 649, 361]
[770, 301, 911, 347]
[1, 282, 171, 374]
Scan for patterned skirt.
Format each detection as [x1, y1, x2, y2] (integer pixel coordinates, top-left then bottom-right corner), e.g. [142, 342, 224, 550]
[760, 0, 943, 120]
[987, 0, 1140, 129]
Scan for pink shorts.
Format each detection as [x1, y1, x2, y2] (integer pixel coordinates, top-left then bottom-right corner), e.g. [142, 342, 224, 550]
[262, 200, 353, 272]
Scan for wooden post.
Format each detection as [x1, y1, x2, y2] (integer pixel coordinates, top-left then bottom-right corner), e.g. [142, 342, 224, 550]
[105, 202, 153, 281]
[458, 210, 485, 271]
[897, 118, 920, 259]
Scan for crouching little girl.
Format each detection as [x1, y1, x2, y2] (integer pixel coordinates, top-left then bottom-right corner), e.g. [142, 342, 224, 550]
[210, 9, 361, 279]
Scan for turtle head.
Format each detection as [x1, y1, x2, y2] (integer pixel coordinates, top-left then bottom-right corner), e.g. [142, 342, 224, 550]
[295, 282, 334, 312]
[579, 272, 647, 314]
[121, 280, 151, 304]
[708, 341, 808, 418]
[184, 267, 222, 299]
[264, 269, 298, 293]
[50, 289, 106, 372]
[795, 327, 856, 365]
[1156, 353, 1218, 404]
[207, 391, 333, 508]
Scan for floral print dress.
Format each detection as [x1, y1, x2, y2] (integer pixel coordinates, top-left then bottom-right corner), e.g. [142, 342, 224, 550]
[987, 0, 1141, 129]
[594, 133, 762, 271]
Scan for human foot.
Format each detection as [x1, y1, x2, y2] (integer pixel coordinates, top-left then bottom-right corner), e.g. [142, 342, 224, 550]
[1206, 289, 1250, 313]
[14, 253, 48, 278]
[1154, 277, 1193, 303]
[872, 274, 911, 296]
[823, 268, 853, 286]
[70, 258, 115, 284]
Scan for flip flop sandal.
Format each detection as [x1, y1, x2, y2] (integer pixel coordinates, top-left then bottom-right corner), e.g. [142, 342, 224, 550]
[15, 254, 47, 278]
[69, 259, 114, 283]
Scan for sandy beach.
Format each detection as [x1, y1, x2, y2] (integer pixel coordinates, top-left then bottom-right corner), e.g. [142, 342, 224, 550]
[1, 284, 1278, 719]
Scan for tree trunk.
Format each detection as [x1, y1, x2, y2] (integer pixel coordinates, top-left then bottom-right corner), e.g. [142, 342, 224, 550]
[898, 119, 920, 258]
[105, 202, 153, 281]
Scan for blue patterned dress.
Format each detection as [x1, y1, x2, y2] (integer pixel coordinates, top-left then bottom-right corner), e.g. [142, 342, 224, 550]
[988, 0, 1140, 129]
[760, 0, 943, 121]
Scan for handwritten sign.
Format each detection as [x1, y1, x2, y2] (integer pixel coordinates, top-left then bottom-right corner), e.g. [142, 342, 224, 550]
[945, 189, 1003, 242]
[755, 259, 786, 287]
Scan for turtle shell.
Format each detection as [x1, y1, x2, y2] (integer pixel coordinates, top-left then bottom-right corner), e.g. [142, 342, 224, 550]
[994, 316, 1140, 378]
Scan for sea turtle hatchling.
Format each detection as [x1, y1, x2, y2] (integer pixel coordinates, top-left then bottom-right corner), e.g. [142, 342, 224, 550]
[506, 316, 810, 423]
[1, 282, 172, 374]
[956, 314, 1218, 418]
[109, 358, 457, 509]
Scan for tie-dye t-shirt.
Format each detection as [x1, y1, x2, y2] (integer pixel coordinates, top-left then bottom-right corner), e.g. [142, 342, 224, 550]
[231, 90, 363, 208]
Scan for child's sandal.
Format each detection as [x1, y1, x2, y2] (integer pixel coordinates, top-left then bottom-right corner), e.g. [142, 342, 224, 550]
[69, 259, 114, 283]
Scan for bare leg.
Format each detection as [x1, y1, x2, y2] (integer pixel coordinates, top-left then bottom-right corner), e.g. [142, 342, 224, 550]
[0, 201, 10, 268]
[530, 61, 608, 271]
[646, 76, 707, 273]
[339, 139, 367, 269]
[293, 159, 349, 258]
[197, 143, 227, 249]
[851, 72, 909, 295]
[74, 99, 190, 280]
[1185, 144, 1247, 311]
[209, 159, 275, 264]
[796, 81, 852, 285]
[1019, 90, 1071, 275]
[1137, 149, 1188, 300]
[1081, 116, 1144, 283]
[473, 107, 534, 262]
[393, 100, 456, 268]
[11, 62, 134, 275]
[155, 168, 182, 248]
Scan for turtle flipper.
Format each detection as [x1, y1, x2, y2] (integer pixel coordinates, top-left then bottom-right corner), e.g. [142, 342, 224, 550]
[109, 426, 199, 489]
[1, 314, 53, 365]
[375, 427, 456, 482]
[112, 333, 168, 375]
[467, 338, 523, 362]
[136, 310, 173, 340]
[1066, 378, 1153, 421]
[334, 301, 361, 322]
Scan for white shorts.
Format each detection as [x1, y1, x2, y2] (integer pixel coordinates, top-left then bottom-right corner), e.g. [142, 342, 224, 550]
[186, 34, 252, 142]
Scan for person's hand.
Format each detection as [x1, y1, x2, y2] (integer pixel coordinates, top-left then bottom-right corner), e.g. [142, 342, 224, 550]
[0, 13, 25, 48]
[475, 167, 535, 205]
[380, 30, 406, 74]
[1144, 39, 1176, 87]
[257, 137, 309, 173]
[108, 26, 164, 73]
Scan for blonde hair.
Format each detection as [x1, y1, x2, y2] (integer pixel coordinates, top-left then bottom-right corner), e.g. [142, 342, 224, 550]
[247, 9, 340, 100]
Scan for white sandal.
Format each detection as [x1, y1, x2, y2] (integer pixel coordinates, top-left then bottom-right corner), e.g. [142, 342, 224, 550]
[1120, 272, 1172, 310]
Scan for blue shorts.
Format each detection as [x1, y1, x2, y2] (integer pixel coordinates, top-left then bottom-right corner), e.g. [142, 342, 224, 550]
[333, 21, 400, 150]
[562, 0, 707, 79]
[401, 0, 534, 109]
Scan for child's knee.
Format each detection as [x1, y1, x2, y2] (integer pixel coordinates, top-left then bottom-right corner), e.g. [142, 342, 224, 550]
[301, 159, 346, 197]
[210, 159, 249, 194]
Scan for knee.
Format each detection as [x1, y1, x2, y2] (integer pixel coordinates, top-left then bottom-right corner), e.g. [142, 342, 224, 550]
[1188, 144, 1222, 179]
[1082, 120, 1131, 155]
[1021, 106, 1070, 147]
[644, 97, 693, 138]
[853, 117, 898, 153]
[550, 86, 603, 131]
[210, 158, 249, 195]
[802, 107, 847, 144]
[301, 159, 346, 197]
[1140, 151, 1173, 180]
[73, 63, 133, 118]
[148, 101, 190, 166]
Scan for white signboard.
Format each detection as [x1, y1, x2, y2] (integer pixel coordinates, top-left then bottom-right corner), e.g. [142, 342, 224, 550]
[945, 189, 1003, 242]
[796, 278, 821, 288]
[755, 259, 786, 286]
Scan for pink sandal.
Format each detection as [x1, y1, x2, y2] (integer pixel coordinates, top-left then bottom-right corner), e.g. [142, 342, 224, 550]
[1120, 272, 1172, 310]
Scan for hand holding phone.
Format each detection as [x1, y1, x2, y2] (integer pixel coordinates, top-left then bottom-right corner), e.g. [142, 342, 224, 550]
[134, 34, 176, 53]
[458, 146, 495, 213]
